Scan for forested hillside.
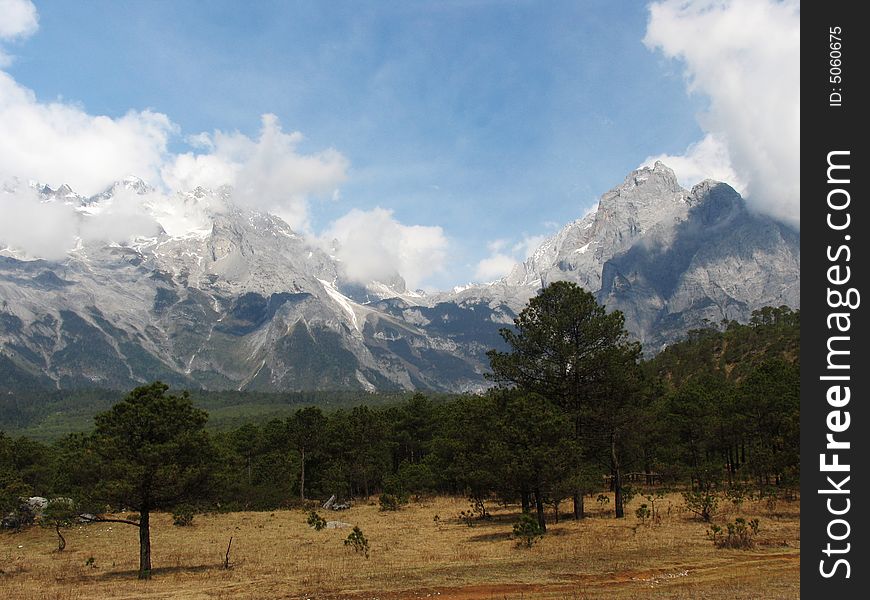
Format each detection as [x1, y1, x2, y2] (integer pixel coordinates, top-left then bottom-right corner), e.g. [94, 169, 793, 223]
[2, 294, 799, 526]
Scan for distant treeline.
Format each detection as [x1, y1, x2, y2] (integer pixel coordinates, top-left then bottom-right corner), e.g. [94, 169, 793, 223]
[2, 295, 799, 527]
[0, 388, 448, 440]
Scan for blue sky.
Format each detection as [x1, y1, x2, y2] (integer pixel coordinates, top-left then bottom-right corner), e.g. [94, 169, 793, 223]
[0, 0, 799, 290]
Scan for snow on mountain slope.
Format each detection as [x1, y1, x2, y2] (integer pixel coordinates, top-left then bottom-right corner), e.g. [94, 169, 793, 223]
[0, 162, 799, 391]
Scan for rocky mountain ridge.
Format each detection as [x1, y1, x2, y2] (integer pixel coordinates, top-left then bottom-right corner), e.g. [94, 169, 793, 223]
[0, 163, 799, 392]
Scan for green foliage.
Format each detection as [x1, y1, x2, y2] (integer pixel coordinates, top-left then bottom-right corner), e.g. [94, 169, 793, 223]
[344, 526, 369, 558]
[306, 510, 327, 531]
[642, 492, 666, 525]
[512, 513, 545, 548]
[683, 489, 719, 522]
[0, 388, 442, 442]
[88, 382, 214, 510]
[378, 493, 405, 512]
[620, 485, 637, 507]
[0, 469, 31, 516]
[0, 300, 799, 541]
[41, 497, 75, 521]
[82, 382, 216, 578]
[708, 517, 760, 549]
[172, 504, 195, 527]
[487, 282, 644, 520]
[635, 503, 651, 524]
[724, 485, 747, 509]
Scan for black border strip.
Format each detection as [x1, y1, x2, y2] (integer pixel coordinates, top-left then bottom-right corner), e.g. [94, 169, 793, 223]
[801, 2, 868, 595]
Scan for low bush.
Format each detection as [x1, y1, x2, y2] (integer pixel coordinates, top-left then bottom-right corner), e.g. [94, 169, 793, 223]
[306, 510, 327, 531]
[344, 526, 369, 558]
[708, 517, 760, 549]
[512, 513, 545, 548]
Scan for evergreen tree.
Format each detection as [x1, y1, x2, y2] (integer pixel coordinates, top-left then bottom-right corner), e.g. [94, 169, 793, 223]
[487, 281, 638, 518]
[82, 382, 215, 579]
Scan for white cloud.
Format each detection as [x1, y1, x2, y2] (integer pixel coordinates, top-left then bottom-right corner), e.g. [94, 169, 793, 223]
[474, 253, 517, 281]
[0, 186, 78, 260]
[474, 232, 550, 282]
[644, 0, 800, 228]
[0, 183, 166, 259]
[0, 72, 176, 196]
[0, 4, 407, 282]
[163, 114, 348, 232]
[322, 207, 448, 290]
[642, 133, 745, 194]
[78, 189, 163, 245]
[0, 0, 38, 40]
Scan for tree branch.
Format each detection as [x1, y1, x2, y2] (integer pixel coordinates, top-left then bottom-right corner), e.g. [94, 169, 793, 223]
[78, 514, 142, 527]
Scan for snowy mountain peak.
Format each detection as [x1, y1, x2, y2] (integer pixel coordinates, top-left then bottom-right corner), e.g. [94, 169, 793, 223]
[0, 163, 799, 392]
[31, 181, 86, 203]
[501, 161, 689, 291]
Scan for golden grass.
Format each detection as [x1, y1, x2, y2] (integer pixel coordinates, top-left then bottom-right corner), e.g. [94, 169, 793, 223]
[0, 492, 799, 599]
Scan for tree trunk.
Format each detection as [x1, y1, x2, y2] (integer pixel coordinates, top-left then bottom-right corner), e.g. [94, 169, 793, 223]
[55, 523, 66, 552]
[521, 487, 531, 513]
[138, 509, 152, 579]
[533, 488, 546, 532]
[612, 432, 624, 519]
[573, 490, 585, 519]
[300, 446, 306, 502]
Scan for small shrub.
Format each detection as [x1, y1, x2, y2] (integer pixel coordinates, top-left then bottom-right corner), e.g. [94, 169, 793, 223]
[724, 485, 747, 509]
[620, 485, 637, 507]
[458, 509, 476, 527]
[683, 489, 719, 522]
[708, 518, 760, 549]
[468, 496, 490, 520]
[457, 498, 490, 526]
[344, 526, 369, 558]
[635, 503, 651, 525]
[306, 510, 327, 531]
[596, 494, 610, 508]
[643, 492, 666, 524]
[512, 513, 545, 548]
[378, 493, 404, 511]
[126, 513, 141, 523]
[758, 487, 779, 512]
[172, 504, 195, 527]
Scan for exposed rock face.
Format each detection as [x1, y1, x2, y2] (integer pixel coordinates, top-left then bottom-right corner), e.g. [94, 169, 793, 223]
[596, 178, 800, 350]
[0, 163, 799, 392]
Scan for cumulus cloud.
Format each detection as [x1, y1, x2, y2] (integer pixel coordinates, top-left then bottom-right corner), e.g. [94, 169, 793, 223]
[642, 133, 745, 194]
[78, 189, 163, 245]
[0, 72, 175, 195]
[643, 0, 800, 228]
[473, 233, 550, 282]
[0, 183, 165, 259]
[322, 207, 448, 290]
[0, 0, 38, 45]
[0, 3, 432, 286]
[162, 114, 348, 232]
[474, 252, 517, 281]
[0, 186, 78, 260]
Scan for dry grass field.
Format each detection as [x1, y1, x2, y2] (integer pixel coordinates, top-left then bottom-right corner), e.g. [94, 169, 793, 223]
[0, 492, 799, 599]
